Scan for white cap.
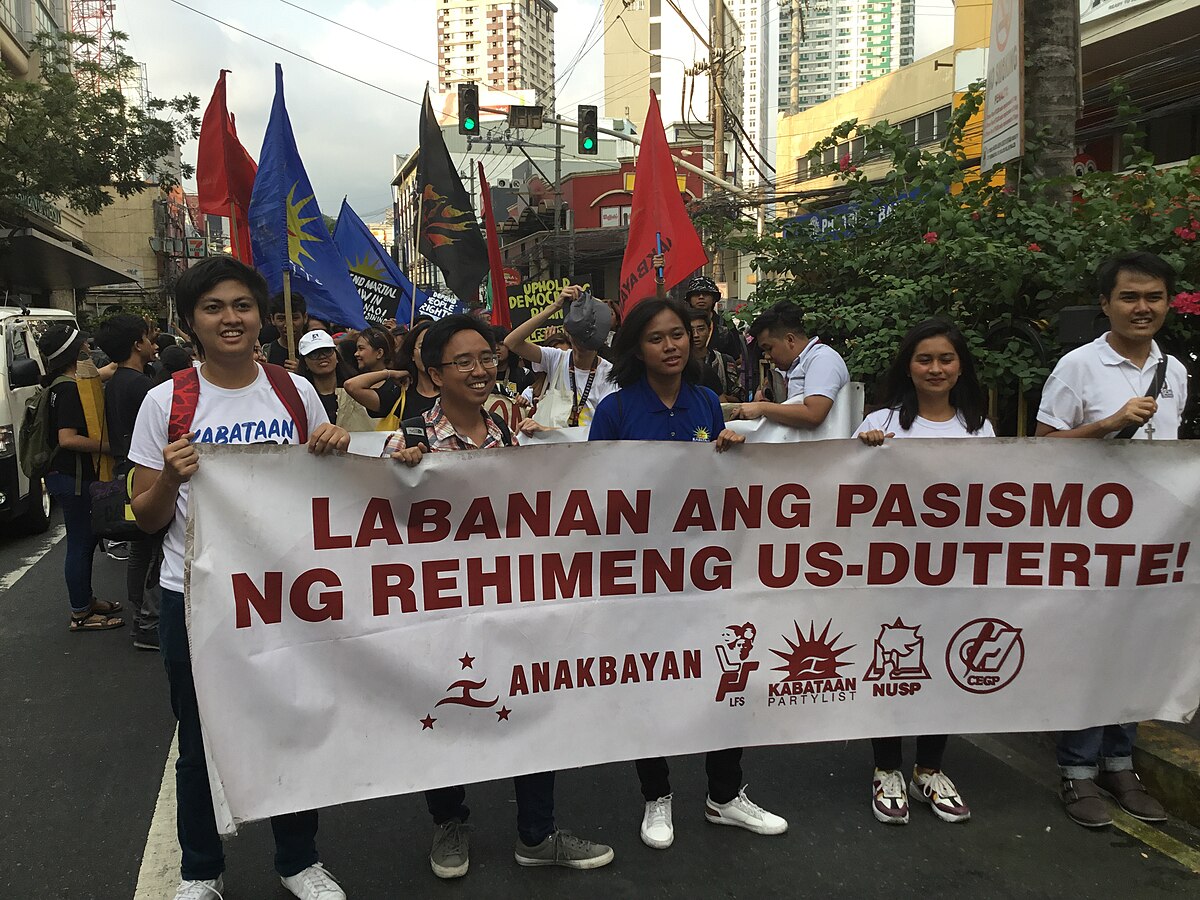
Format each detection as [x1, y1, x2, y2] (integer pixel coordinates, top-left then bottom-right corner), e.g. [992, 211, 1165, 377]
[297, 330, 336, 356]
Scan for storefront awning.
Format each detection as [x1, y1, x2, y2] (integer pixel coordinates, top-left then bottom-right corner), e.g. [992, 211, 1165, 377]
[0, 229, 137, 291]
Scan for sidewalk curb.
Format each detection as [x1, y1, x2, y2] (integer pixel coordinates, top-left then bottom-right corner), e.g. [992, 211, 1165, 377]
[1134, 722, 1200, 828]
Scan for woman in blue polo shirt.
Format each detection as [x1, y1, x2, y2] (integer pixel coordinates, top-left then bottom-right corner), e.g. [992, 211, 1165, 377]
[588, 297, 788, 850]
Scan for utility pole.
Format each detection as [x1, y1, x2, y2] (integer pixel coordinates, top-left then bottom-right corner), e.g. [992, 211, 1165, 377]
[553, 121, 562, 278]
[789, 0, 801, 115]
[1021, 0, 1082, 206]
[711, 3, 726, 284]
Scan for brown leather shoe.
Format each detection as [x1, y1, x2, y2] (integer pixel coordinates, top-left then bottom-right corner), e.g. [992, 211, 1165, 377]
[1095, 770, 1167, 822]
[1061, 778, 1113, 828]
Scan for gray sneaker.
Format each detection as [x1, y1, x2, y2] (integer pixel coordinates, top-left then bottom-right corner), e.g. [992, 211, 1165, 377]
[514, 830, 614, 869]
[430, 820, 470, 879]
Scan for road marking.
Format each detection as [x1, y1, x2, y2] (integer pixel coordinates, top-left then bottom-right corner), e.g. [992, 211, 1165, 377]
[0, 524, 65, 594]
[134, 728, 182, 899]
[966, 733, 1200, 874]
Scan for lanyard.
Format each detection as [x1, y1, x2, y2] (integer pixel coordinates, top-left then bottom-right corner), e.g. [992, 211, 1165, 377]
[568, 353, 598, 427]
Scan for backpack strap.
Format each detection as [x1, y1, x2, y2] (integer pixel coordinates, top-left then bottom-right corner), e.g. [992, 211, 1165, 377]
[262, 364, 310, 444]
[488, 410, 514, 446]
[399, 414, 431, 451]
[168, 367, 201, 444]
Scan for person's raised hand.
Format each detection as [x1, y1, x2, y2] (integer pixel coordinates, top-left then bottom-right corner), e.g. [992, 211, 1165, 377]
[308, 423, 351, 456]
[714, 429, 745, 452]
[162, 434, 199, 486]
[391, 446, 424, 467]
[856, 429, 893, 447]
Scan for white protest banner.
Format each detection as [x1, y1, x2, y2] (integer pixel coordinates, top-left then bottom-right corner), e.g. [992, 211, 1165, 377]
[186, 440, 1200, 833]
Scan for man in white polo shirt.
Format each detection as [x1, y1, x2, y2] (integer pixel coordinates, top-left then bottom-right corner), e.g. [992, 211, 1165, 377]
[731, 303, 849, 427]
[1036, 251, 1186, 830]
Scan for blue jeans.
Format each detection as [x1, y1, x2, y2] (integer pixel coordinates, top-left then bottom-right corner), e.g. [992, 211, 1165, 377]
[1056, 724, 1138, 780]
[45, 472, 97, 613]
[426, 772, 556, 846]
[160, 588, 320, 880]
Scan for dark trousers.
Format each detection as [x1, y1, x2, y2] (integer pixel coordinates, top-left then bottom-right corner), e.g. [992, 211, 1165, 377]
[160, 588, 319, 880]
[128, 533, 162, 636]
[425, 771, 556, 846]
[45, 473, 97, 613]
[637, 748, 743, 804]
[871, 734, 949, 772]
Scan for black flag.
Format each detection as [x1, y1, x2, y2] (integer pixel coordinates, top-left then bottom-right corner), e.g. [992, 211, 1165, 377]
[416, 88, 489, 304]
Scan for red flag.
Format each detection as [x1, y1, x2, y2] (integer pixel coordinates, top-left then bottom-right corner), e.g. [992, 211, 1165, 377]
[197, 70, 257, 264]
[618, 91, 709, 311]
[477, 162, 511, 329]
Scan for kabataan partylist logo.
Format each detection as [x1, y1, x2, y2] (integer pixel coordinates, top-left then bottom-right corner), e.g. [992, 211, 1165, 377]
[768, 620, 856, 706]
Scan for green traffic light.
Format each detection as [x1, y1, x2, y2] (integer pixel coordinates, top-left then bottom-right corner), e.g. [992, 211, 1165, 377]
[464, 117, 477, 131]
[583, 137, 595, 150]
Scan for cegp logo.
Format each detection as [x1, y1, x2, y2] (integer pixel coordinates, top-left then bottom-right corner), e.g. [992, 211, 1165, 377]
[715, 622, 759, 705]
[946, 618, 1024, 694]
[863, 618, 931, 698]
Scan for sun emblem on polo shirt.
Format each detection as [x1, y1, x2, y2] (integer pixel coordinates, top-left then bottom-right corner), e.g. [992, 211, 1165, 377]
[693, 425, 710, 442]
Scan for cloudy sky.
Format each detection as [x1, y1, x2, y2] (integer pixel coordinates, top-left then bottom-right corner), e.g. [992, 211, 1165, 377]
[117, 0, 955, 218]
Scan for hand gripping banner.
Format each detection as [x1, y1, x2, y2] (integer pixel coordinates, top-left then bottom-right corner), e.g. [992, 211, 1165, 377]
[185, 439, 1200, 833]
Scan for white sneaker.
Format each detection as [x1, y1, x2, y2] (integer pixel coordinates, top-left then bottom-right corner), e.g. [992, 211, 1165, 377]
[640, 795, 674, 849]
[281, 863, 346, 899]
[910, 769, 971, 823]
[872, 768, 910, 825]
[704, 786, 788, 835]
[173, 877, 224, 900]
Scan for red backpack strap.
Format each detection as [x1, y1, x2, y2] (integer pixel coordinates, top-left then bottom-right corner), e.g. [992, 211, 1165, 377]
[168, 367, 201, 444]
[261, 363, 310, 444]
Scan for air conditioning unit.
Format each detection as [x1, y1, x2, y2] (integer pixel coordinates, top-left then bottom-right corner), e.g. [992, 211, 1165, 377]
[496, 178, 509, 188]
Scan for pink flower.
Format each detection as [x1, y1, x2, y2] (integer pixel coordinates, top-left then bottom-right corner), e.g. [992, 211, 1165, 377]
[1028, 242, 1042, 252]
[1174, 225, 1197, 242]
[923, 231, 938, 244]
[838, 153, 856, 173]
[1171, 291, 1200, 316]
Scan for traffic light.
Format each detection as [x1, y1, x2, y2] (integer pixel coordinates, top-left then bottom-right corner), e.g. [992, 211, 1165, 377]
[578, 104, 598, 154]
[458, 82, 480, 136]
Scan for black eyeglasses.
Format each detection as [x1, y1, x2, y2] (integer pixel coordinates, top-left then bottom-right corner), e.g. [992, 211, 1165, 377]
[434, 352, 500, 372]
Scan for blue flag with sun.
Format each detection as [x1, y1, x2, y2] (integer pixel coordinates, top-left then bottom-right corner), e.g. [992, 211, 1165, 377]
[332, 198, 427, 326]
[248, 64, 368, 330]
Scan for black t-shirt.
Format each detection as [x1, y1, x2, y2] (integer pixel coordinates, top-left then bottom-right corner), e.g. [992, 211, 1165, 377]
[370, 381, 438, 420]
[48, 380, 97, 482]
[317, 390, 339, 425]
[104, 366, 152, 463]
[263, 341, 291, 367]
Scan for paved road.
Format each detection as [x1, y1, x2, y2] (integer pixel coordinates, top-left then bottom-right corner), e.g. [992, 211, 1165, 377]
[1, 518, 1198, 899]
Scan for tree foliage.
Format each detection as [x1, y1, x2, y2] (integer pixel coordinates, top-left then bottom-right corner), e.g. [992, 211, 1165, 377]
[707, 86, 1200, 433]
[0, 30, 199, 217]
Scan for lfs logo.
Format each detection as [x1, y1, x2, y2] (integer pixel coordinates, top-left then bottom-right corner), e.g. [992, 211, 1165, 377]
[946, 618, 1024, 694]
[715, 622, 759, 704]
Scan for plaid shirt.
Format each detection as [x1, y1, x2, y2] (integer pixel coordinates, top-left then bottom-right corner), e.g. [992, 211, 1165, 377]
[410, 400, 514, 452]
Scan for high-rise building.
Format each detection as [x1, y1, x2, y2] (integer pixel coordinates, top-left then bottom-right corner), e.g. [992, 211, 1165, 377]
[603, 1, 743, 182]
[436, 0, 557, 112]
[778, 0, 916, 114]
[730, 0, 773, 186]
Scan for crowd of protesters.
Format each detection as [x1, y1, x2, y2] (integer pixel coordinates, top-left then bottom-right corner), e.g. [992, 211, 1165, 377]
[28, 248, 1185, 899]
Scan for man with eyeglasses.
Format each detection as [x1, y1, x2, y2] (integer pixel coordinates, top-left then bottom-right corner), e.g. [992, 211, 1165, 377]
[386, 314, 615, 879]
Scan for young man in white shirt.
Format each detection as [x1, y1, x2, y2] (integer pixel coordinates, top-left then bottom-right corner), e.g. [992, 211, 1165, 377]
[731, 303, 850, 427]
[1036, 251, 1186, 830]
[129, 257, 351, 900]
[504, 285, 616, 427]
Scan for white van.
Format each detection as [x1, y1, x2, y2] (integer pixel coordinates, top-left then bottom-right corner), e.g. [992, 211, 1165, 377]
[0, 305, 78, 534]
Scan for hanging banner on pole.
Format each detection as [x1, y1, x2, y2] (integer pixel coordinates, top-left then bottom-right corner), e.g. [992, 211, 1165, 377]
[982, 0, 1024, 171]
[186, 439, 1200, 834]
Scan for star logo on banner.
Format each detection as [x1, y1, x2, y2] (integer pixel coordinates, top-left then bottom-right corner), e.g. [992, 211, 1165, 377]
[420, 714, 437, 730]
[496, 706, 511, 722]
[286, 182, 322, 264]
[458, 652, 475, 669]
